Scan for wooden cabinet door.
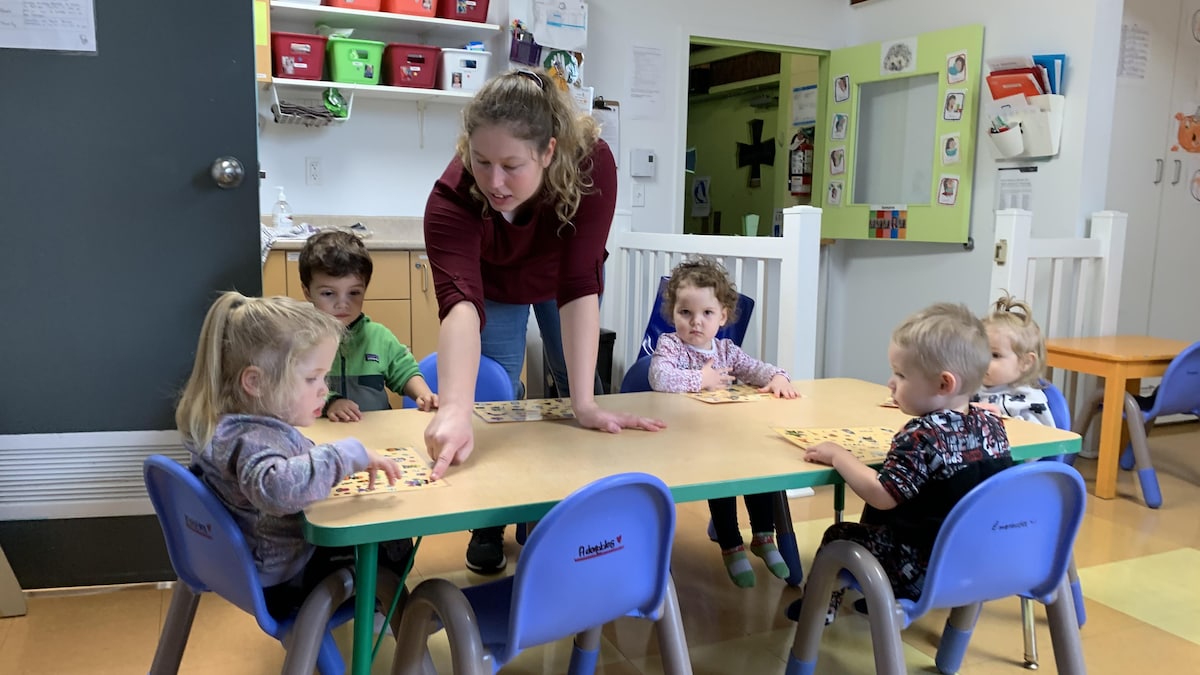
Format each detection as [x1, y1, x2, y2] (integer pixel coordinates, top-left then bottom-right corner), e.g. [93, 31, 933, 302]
[409, 251, 441, 360]
[263, 251, 287, 297]
[283, 251, 309, 301]
[364, 299, 414, 409]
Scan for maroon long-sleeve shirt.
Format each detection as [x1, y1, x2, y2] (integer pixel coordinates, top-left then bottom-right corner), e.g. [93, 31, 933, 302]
[422, 139, 617, 329]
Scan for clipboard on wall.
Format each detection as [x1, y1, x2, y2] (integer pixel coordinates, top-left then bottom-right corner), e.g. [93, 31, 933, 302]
[593, 97, 620, 166]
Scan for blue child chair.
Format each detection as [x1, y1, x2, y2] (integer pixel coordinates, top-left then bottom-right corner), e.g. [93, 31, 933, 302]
[1076, 340, 1200, 509]
[402, 352, 513, 409]
[786, 461, 1088, 675]
[1018, 382, 1086, 668]
[389, 472, 691, 675]
[639, 275, 756, 359]
[143, 455, 405, 675]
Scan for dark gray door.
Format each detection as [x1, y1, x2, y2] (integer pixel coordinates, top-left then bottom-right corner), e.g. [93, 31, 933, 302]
[0, 1, 261, 587]
[1, 1, 261, 434]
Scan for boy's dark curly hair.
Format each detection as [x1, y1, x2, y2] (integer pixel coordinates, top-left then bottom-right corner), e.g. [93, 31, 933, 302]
[297, 230, 373, 289]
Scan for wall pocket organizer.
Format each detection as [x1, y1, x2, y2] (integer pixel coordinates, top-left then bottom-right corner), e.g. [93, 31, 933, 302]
[988, 94, 1064, 159]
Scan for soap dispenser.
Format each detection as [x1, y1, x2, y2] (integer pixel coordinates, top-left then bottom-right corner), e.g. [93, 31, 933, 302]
[272, 186, 294, 233]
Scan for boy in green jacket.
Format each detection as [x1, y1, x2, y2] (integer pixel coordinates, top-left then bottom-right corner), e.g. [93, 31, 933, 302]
[298, 230, 437, 421]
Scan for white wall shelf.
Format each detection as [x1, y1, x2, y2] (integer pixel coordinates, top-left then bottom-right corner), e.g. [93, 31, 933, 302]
[269, 1, 501, 40]
[269, 77, 474, 104]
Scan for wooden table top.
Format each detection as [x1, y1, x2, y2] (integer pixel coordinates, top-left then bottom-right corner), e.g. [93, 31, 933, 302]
[1045, 336, 1194, 362]
[301, 378, 1080, 547]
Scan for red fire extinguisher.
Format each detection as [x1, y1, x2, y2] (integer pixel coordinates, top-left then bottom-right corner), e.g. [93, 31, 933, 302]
[789, 130, 813, 197]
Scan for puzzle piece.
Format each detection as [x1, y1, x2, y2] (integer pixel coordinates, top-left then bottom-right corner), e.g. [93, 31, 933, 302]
[686, 383, 773, 404]
[328, 447, 447, 498]
[773, 426, 896, 462]
[473, 398, 576, 423]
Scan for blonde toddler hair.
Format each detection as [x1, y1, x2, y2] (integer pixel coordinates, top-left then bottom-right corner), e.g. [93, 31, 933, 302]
[982, 293, 1047, 388]
[175, 292, 343, 449]
[891, 302, 990, 394]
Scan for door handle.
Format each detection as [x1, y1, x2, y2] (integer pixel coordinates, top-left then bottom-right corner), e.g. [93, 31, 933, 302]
[1172, 159, 1182, 185]
[1154, 158, 1164, 184]
[210, 156, 245, 189]
[414, 260, 429, 293]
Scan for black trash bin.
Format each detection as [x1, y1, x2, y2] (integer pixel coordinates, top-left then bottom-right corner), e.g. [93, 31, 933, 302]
[543, 328, 616, 396]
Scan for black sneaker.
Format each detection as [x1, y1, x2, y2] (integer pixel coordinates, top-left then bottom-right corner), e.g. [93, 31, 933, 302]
[466, 526, 507, 574]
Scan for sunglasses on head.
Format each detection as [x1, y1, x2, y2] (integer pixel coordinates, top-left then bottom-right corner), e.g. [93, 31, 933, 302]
[514, 69, 547, 91]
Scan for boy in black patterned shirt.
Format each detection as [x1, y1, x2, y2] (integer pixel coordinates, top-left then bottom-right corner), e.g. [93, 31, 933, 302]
[787, 303, 1013, 623]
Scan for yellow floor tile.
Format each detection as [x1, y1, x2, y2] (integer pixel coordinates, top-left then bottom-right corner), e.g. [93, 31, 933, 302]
[1078, 547, 1200, 645]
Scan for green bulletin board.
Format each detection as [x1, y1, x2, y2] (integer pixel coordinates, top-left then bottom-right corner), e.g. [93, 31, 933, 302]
[820, 25, 983, 243]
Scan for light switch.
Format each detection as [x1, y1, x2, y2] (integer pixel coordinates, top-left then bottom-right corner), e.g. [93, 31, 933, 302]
[632, 183, 646, 207]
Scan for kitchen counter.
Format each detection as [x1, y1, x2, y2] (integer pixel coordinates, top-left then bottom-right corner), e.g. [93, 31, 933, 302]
[265, 215, 426, 251]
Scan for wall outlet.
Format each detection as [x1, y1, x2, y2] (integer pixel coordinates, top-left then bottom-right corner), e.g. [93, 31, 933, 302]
[305, 156, 321, 186]
[632, 182, 646, 207]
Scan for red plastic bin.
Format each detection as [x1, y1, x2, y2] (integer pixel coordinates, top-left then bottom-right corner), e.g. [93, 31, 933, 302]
[384, 43, 441, 88]
[323, 0, 383, 10]
[271, 32, 328, 81]
[382, 0, 437, 17]
[436, 0, 489, 22]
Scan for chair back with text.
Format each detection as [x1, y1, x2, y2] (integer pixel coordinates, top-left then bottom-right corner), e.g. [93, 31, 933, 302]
[144, 455, 279, 631]
[902, 462, 1085, 620]
[499, 473, 676, 663]
[403, 352, 513, 408]
[639, 276, 756, 358]
[1144, 340, 1200, 419]
[145, 455, 355, 675]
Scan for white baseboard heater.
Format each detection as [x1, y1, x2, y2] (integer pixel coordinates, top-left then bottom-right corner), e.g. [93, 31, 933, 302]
[0, 431, 188, 521]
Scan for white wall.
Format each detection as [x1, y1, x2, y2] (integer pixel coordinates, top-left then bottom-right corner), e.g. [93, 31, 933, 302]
[821, 0, 1123, 384]
[259, 0, 1124, 386]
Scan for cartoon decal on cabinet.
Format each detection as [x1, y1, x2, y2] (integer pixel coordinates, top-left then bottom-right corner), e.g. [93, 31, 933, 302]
[1172, 108, 1200, 153]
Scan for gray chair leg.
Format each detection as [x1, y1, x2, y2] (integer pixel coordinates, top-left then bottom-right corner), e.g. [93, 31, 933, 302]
[282, 567, 355, 675]
[1073, 390, 1105, 455]
[1046, 576, 1087, 675]
[654, 577, 694, 675]
[1021, 597, 1039, 669]
[391, 578, 490, 675]
[149, 582, 201, 675]
[788, 541, 906, 675]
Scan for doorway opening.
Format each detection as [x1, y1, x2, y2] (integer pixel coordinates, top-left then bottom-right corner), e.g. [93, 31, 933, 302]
[684, 37, 829, 235]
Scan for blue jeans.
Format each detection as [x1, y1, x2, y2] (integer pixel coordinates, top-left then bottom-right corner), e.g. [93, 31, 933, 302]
[480, 298, 601, 400]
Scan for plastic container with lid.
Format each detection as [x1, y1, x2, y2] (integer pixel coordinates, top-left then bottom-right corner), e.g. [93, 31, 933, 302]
[438, 48, 490, 92]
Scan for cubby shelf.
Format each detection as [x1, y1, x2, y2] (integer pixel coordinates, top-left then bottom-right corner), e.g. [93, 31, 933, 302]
[269, 1, 501, 40]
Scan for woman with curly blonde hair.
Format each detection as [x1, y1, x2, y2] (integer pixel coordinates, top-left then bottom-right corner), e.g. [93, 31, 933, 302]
[423, 68, 666, 574]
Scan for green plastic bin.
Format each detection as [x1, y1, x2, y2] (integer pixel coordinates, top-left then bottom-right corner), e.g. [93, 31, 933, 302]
[327, 37, 385, 85]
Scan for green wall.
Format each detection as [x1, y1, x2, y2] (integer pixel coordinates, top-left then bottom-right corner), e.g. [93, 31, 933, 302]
[683, 54, 819, 236]
[684, 98, 778, 235]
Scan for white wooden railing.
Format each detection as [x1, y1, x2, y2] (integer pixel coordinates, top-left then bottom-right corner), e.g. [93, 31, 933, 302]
[602, 206, 824, 390]
[989, 208, 1127, 415]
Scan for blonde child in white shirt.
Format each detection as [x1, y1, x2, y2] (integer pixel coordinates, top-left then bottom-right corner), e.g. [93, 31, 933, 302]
[973, 294, 1055, 428]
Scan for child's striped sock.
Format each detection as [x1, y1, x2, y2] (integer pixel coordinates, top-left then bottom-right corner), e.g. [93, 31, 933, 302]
[721, 545, 756, 587]
[750, 532, 791, 579]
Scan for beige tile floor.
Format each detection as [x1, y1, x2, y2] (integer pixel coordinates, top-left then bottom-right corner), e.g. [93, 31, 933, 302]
[4, 423, 1200, 674]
